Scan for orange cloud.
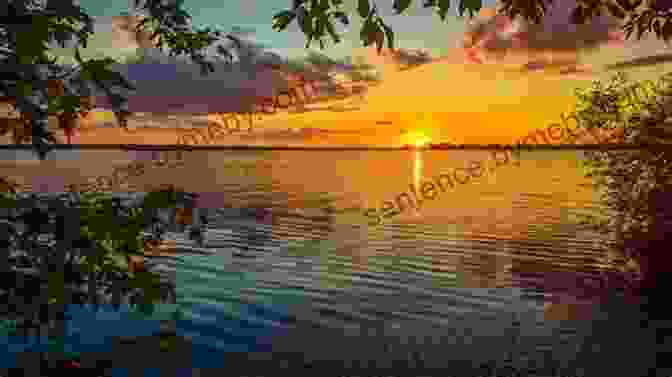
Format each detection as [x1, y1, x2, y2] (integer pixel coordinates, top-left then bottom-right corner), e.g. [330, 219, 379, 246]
[355, 46, 434, 78]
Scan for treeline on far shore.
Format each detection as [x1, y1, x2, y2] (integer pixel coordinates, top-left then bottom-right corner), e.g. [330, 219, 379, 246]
[424, 143, 670, 150]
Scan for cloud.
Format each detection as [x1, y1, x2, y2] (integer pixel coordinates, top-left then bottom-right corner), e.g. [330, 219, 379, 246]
[108, 13, 277, 66]
[84, 12, 296, 113]
[67, 13, 387, 114]
[355, 46, 435, 77]
[47, 11, 298, 114]
[93, 56, 290, 113]
[385, 49, 434, 71]
[463, 1, 625, 68]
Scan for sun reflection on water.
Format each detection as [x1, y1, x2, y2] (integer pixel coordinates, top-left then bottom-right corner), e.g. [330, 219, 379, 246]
[413, 149, 423, 217]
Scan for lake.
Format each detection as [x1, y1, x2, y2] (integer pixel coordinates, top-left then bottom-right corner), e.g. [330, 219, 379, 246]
[0, 148, 665, 376]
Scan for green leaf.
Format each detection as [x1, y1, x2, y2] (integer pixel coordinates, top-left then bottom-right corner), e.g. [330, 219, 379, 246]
[130, 270, 163, 305]
[299, 12, 313, 36]
[381, 22, 395, 50]
[272, 10, 296, 31]
[358, 0, 371, 18]
[315, 13, 326, 38]
[393, 0, 413, 14]
[362, 18, 382, 47]
[439, 0, 453, 19]
[16, 81, 32, 98]
[14, 16, 50, 64]
[75, 48, 85, 64]
[360, 19, 372, 45]
[325, 19, 341, 44]
[0, 194, 16, 208]
[47, 271, 65, 305]
[331, 11, 349, 25]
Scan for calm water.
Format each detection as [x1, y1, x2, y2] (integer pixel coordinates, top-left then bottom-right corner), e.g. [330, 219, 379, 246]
[0, 149, 665, 376]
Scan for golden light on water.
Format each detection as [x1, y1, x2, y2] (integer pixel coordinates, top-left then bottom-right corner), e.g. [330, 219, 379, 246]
[413, 150, 423, 187]
[413, 149, 423, 216]
[406, 126, 429, 217]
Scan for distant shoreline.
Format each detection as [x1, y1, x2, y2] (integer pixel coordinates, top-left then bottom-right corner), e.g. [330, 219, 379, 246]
[0, 143, 663, 150]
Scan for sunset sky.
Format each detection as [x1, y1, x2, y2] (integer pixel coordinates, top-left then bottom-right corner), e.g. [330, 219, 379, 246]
[45, 0, 672, 146]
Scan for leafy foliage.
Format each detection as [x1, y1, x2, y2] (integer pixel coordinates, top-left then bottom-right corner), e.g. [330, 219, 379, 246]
[274, 0, 672, 54]
[566, 71, 672, 293]
[304, 50, 341, 69]
[0, 160, 207, 366]
[0, 181, 192, 330]
[272, 0, 479, 53]
[1, 0, 236, 160]
[123, 48, 150, 64]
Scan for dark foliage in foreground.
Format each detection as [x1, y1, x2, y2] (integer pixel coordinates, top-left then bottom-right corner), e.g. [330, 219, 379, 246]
[0, 180, 197, 361]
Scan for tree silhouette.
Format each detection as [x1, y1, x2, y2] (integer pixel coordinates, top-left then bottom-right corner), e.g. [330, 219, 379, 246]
[567, 71, 672, 301]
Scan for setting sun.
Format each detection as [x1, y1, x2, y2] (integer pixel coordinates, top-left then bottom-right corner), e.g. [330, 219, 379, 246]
[401, 130, 432, 147]
[414, 136, 431, 147]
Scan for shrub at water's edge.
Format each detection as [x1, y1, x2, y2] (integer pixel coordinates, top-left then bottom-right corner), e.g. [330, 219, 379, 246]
[566, 71, 672, 301]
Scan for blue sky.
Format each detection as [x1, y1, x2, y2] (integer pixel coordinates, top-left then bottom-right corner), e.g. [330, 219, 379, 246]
[75, 0, 500, 60]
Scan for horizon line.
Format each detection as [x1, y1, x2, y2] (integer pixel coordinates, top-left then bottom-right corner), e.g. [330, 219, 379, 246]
[0, 143, 669, 151]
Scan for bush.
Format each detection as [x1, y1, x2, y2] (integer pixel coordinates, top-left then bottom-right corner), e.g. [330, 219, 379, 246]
[0, 180, 192, 351]
[566, 71, 672, 296]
